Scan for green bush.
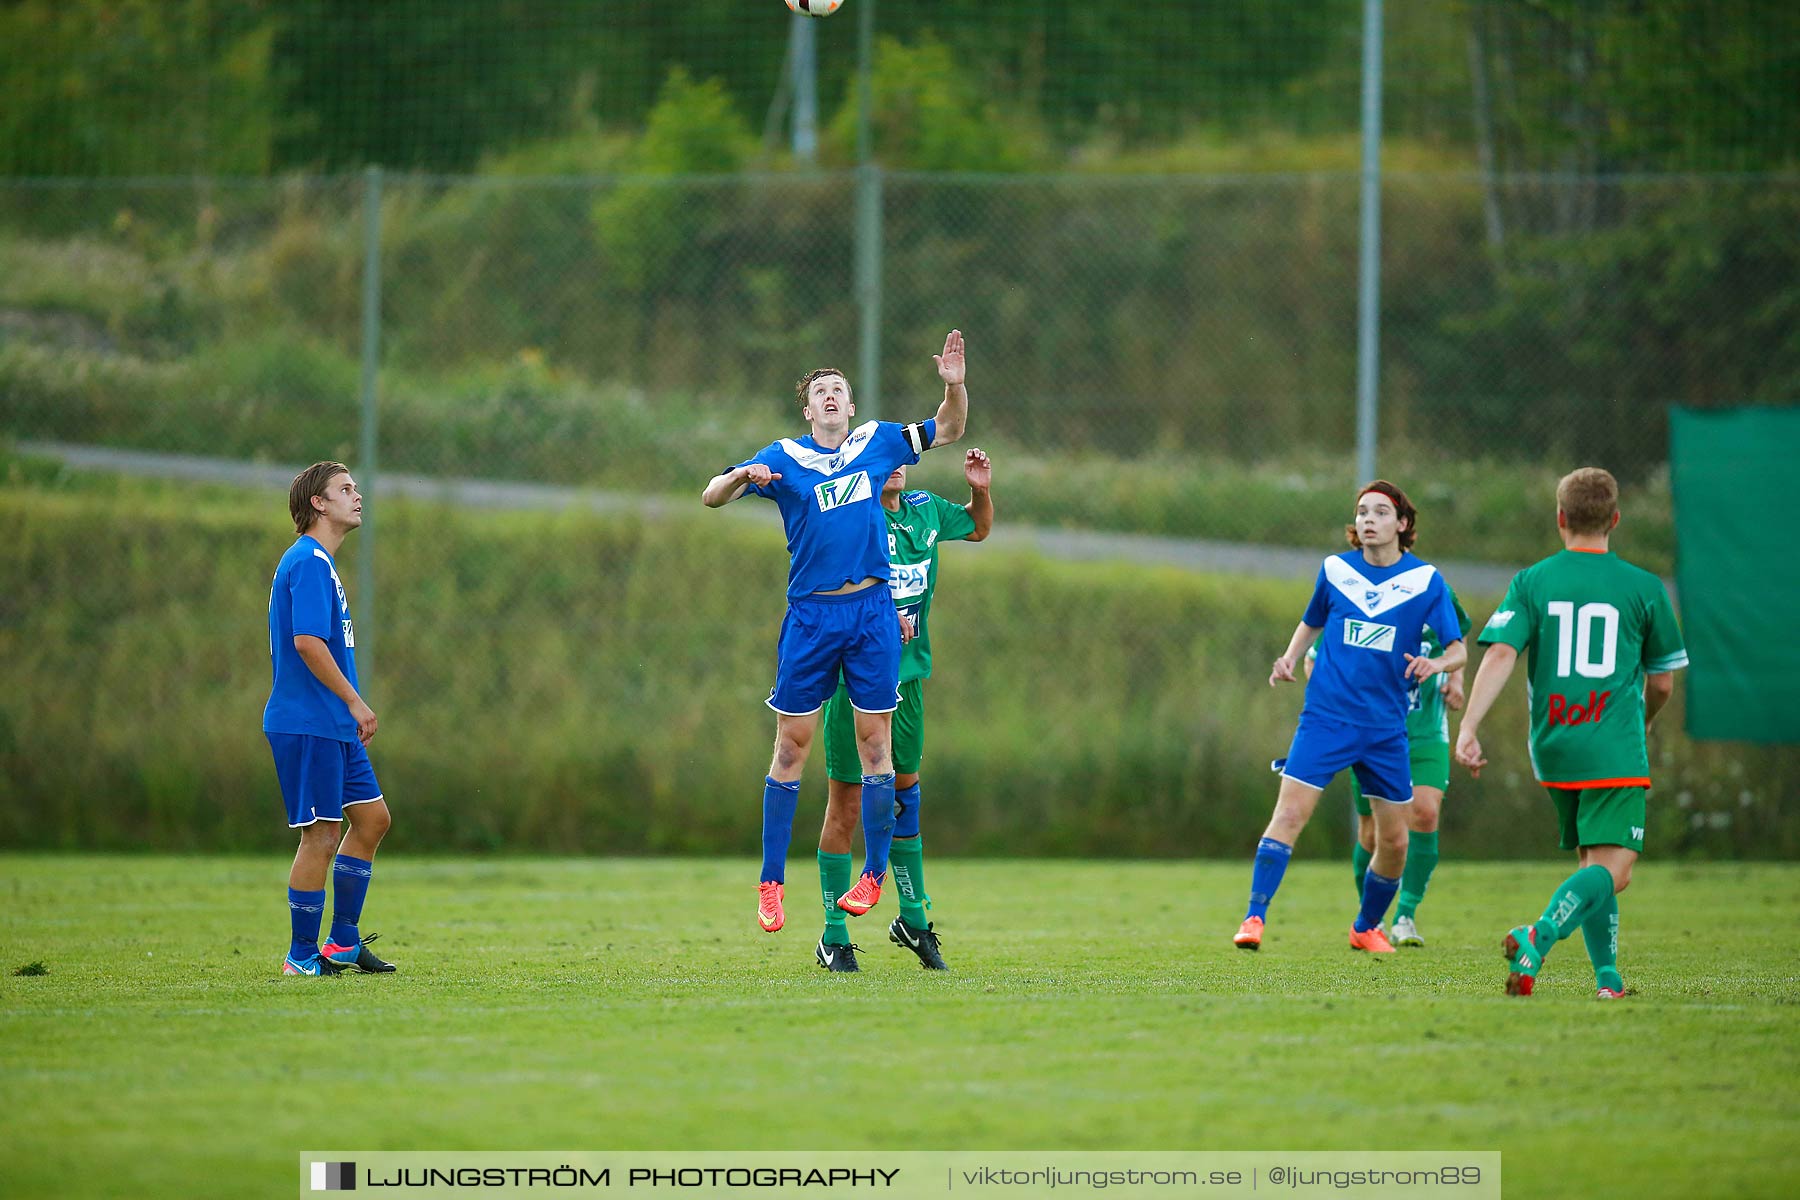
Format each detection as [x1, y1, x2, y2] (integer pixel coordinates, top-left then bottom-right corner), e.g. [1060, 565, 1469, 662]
[825, 36, 1052, 171]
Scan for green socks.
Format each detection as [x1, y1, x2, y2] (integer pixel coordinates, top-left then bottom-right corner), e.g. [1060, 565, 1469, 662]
[889, 836, 929, 929]
[1352, 841, 1372, 898]
[1396, 830, 1439, 920]
[818, 850, 853, 945]
[1583, 891, 1623, 992]
[1532, 863, 1617, 958]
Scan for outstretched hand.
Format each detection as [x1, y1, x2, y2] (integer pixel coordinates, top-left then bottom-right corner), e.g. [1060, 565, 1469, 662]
[1269, 655, 1298, 686]
[1454, 727, 1487, 777]
[963, 447, 991, 489]
[933, 329, 965, 387]
[744, 463, 782, 488]
[1403, 652, 1440, 682]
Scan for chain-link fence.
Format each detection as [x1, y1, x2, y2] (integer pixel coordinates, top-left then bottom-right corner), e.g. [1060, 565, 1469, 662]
[5, 165, 1797, 857]
[4, 0, 1798, 856]
[6, 168, 1797, 558]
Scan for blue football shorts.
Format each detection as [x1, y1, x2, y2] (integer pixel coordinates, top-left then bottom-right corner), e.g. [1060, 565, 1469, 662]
[266, 732, 383, 827]
[1276, 710, 1413, 804]
[767, 585, 902, 716]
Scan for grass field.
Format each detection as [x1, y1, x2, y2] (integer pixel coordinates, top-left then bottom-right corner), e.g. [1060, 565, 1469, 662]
[3, 856, 1797, 1199]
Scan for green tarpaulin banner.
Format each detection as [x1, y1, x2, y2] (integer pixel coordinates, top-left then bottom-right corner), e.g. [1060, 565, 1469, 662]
[1670, 407, 1800, 744]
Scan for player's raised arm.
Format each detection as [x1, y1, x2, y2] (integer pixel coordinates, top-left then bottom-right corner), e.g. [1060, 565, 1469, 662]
[962, 447, 993, 541]
[702, 462, 781, 508]
[927, 329, 968, 447]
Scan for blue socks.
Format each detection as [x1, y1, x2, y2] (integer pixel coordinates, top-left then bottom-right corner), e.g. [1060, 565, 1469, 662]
[860, 772, 897, 878]
[893, 780, 922, 839]
[287, 887, 326, 962]
[1246, 835, 1401, 932]
[1354, 869, 1401, 933]
[1246, 837, 1292, 921]
[760, 777, 801, 883]
[328, 854, 373, 947]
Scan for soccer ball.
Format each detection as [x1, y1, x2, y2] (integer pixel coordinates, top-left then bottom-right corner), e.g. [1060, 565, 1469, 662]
[786, 0, 843, 15]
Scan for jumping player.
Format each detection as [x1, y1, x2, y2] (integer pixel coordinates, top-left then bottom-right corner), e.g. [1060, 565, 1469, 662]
[702, 331, 969, 939]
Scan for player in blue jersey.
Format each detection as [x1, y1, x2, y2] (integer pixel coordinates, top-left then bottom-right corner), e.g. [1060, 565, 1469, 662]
[1233, 481, 1467, 954]
[702, 330, 969, 939]
[263, 462, 396, 977]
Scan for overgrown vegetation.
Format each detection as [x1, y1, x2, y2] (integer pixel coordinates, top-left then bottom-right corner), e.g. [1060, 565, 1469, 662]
[1, 464, 1784, 856]
[4, 7, 1794, 513]
[4, 2, 1794, 174]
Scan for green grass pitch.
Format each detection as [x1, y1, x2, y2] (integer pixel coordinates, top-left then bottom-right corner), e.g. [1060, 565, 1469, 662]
[2, 856, 1797, 1199]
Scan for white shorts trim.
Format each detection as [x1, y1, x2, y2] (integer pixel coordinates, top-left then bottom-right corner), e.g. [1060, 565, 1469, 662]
[1277, 771, 1326, 794]
[765, 698, 824, 717]
[849, 701, 899, 715]
[286, 793, 383, 828]
[1361, 791, 1414, 806]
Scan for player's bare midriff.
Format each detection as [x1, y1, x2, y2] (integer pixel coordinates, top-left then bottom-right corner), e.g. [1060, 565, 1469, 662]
[812, 577, 883, 597]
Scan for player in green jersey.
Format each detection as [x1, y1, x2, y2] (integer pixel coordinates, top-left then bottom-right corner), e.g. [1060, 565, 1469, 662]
[1456, 468, 1687, 998]
[813, 448, 993, 971]
[1311, 589, 1470, 947]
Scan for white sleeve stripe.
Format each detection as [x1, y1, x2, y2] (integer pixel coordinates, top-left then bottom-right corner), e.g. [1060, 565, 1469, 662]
[1646, 651, 1689, 671]
[903, 422, 927, 454]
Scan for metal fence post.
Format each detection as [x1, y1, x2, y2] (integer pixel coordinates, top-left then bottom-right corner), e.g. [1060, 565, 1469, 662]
[854, 0, 881, 418]
[790, 15, 818, 163]
[358, 164, 383, 677]
[1354, 0, 1384, 486]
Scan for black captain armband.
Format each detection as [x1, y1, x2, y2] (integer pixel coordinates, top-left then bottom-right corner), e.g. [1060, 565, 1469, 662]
[902, 422, 930, 454]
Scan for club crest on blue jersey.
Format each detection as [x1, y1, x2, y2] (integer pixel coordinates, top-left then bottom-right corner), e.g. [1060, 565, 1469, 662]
[824, 427, 871, 472]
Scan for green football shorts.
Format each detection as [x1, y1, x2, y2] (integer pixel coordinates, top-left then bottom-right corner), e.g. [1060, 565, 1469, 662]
[1548, 785, 1647, 853]
[1352, 738, 1452, 815]
[824, 677, 925, 783]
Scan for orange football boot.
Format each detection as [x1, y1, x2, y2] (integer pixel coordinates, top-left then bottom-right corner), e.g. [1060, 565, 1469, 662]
[1348, 924, 1396, 953]
[835, 871, 884, 916]
[757, 881, 785, 932]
